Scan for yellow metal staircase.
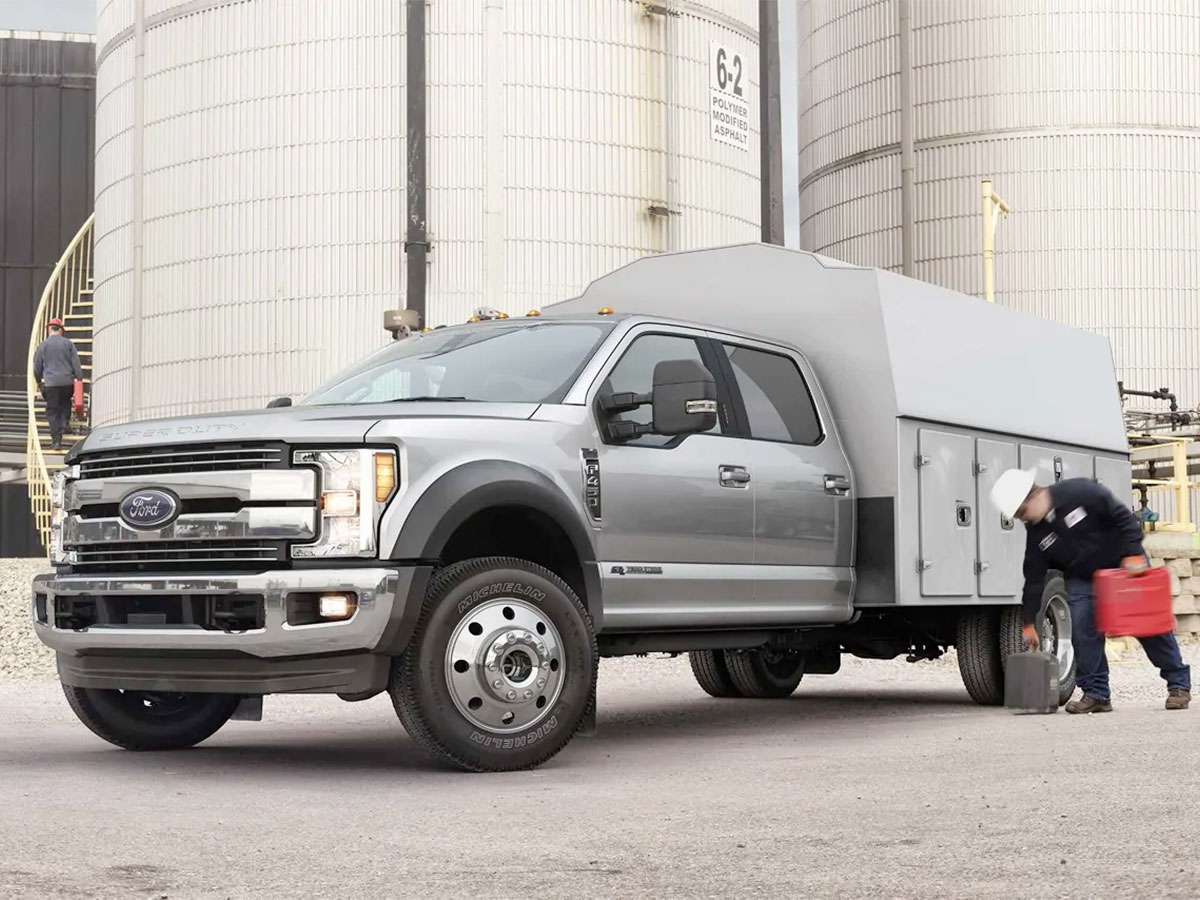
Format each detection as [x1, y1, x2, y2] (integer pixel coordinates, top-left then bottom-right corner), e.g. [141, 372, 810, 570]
[26, 214, 94, 551]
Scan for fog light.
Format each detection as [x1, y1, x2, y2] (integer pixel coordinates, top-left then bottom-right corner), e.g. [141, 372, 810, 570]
[319, 593, 356, 620]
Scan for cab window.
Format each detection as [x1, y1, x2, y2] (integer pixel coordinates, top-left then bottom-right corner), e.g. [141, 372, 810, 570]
[721, 343, 822, 445]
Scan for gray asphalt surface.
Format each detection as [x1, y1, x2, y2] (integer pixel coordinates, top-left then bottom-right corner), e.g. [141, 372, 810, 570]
[1, 649, 1197, 900]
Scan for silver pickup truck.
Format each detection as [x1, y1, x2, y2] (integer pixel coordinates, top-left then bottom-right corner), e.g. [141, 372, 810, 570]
[33, 244, 1132, 772]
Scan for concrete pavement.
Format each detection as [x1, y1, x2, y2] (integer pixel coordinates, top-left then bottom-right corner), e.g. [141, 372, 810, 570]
[1, 651, 1196, 899]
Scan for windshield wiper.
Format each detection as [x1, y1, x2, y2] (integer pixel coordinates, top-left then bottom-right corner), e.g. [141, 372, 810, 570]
[385, 396, 473, 403]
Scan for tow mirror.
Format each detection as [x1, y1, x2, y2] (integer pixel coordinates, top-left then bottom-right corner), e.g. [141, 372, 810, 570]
[266, 396, 292, 408]
[651, 359, 717, 435]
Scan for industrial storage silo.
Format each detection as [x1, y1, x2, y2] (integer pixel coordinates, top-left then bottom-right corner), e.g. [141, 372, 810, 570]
[797, 0, 1200, 407]
[91, 0, 762, 427]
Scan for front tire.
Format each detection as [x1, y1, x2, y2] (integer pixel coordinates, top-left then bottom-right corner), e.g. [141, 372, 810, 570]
[390, 557, 597, 772]
[723, 648, 805, 698]
[62, 685, 239, 750]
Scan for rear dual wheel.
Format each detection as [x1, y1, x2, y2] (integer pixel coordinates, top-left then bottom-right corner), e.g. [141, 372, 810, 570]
[688, 648, 805, 699]
[957, 575, 1075, 707]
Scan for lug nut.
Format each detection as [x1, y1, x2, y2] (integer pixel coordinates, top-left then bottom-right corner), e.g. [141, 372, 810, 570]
[523, 689, 532, 699]
[493, 680, 503, 689]
[507, 690, 517, 700]
[537, 678, 546, 688]
[487, 662, 497, 671]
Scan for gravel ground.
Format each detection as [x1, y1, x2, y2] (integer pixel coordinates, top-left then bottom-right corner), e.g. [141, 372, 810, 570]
[0, 559, 53, 679]
[1, 645, 1196, 900]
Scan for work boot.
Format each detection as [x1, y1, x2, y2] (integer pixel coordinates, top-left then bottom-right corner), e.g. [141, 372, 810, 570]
[1166, 689, 1191, 711]
[1065, 695, 1113, 715]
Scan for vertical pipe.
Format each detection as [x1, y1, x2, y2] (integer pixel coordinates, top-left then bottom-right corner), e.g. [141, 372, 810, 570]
[897, 0, 915, 276]
[1175, 440, 1191, 531]
[130, 0, 146, 420]
[483, 0, 504, 310]
[982, 179, 994, 303]
[404, 0, 428, 327]
[663, 8, 678, 253]
[759, 0, 783, 245]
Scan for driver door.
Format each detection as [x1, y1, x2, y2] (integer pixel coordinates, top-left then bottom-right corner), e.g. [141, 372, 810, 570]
[589, 326, 758, 630]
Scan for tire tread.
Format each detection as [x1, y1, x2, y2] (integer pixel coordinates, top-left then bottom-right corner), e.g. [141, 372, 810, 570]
[688, 650, 741, 698]
[956, 608, 1004, 706]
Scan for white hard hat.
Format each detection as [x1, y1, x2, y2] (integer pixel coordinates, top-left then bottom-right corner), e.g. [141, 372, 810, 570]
[990, 468, 1038, 519]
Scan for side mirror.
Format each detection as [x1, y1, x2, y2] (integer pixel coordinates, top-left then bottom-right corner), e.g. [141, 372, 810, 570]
[266, 396, 292, 408]
[651, 359, 717, 436]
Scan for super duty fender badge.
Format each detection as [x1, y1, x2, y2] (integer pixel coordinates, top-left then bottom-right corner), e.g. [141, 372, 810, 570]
[610, 565, 663, 576]
[581, 449, 601, 521]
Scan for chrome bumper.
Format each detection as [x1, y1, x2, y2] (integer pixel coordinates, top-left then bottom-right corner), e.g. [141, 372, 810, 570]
[32, 568, 410, 659]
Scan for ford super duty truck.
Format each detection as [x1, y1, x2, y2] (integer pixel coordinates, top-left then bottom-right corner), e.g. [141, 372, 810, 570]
[33, 244, 1131, 772]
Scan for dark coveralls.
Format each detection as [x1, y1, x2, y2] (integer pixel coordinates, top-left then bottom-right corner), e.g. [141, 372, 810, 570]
[1021, 478, 1191, 702]
[32, 332, 83, 447]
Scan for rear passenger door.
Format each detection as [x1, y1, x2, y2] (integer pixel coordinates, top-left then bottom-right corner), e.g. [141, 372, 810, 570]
[715, 337, 856, 624]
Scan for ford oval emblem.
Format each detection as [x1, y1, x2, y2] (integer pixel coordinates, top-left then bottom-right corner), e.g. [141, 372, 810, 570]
[118, 488, 180, 530]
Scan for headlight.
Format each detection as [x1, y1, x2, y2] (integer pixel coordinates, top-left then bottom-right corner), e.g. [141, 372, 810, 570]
[49, 468, 76, 566]
[291, 449, 398, 559]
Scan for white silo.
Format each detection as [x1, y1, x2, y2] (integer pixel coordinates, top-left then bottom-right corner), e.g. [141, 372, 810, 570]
[91, 0, 763, 426]
[798, 0, 1200, 406]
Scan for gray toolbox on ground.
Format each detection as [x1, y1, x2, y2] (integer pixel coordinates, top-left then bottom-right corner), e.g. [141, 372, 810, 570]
[1004, 651, 1059, 714]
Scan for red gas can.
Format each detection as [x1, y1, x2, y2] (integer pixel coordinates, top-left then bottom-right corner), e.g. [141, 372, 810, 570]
[1094, 567, 1175, 638]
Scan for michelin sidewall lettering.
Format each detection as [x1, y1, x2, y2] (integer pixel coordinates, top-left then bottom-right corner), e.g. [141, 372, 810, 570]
[416, 564, 594, 765]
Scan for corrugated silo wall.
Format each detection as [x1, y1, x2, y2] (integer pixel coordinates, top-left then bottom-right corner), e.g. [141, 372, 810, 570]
[0, 32, 95, 558]
[799, 0, 1200, 519]
[92, 0, 761, 427]
[799, 0, 1200, 405]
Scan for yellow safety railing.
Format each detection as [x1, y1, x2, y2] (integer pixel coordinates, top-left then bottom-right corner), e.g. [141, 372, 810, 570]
[26, 213, 95, 553]
[1130, 436, 1199, 534]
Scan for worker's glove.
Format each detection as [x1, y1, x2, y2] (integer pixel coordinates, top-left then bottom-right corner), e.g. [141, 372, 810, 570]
[1121, 556, 1149, 576]
[1022, 624, 1040, 650]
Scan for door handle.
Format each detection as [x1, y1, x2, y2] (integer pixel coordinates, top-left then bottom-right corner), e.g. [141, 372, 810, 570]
[719, 465, 751, 487]
[824, 474, 850, 495]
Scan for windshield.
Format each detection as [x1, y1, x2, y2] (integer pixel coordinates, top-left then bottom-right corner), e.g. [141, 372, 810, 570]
[301, 321, 613, 406]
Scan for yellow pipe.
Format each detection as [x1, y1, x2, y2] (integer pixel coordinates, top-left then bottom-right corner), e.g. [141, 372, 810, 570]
[981, 179, 1011, 303]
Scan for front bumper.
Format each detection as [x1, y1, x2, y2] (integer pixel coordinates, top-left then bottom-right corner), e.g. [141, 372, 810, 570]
[32, 567, 415, 659]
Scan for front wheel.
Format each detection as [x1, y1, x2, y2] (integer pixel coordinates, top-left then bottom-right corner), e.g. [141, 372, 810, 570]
[390, 557, 597, 772]
[62, 685, 240, 750]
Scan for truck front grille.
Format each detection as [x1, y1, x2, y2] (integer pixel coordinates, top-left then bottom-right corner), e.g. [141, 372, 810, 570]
[77, 443, 285, 480]
[68, 540, 288, 574]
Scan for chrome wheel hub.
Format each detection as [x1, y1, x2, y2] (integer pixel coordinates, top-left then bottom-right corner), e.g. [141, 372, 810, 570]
[445, 598, 564, 733]
[1041, 593, 1074, 682]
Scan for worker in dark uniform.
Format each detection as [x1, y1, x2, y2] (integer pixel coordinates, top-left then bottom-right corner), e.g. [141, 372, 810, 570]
[991, 469, 1191, 713]
[32, 318, 83, 451]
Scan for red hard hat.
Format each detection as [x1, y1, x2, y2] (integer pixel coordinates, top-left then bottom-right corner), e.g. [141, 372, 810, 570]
[47, 318, 63, 328]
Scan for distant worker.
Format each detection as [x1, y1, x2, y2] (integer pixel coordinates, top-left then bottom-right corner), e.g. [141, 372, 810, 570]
[32, 318, 83, 452]
[991, 469, 1191, 713]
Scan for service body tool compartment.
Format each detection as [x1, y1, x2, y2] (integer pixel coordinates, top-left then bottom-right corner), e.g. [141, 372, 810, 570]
[974, 439, 1023, 597]
[917, 429, 976, 596]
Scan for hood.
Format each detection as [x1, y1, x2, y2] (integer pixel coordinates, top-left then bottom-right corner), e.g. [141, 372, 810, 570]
[73, 402, 541, 455]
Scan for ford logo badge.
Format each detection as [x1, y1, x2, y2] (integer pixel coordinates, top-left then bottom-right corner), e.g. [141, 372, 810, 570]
[118, 488, 180, 530]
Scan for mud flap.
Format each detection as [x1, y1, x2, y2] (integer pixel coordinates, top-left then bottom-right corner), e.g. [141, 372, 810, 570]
[231, 696, 263, 721]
